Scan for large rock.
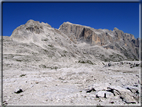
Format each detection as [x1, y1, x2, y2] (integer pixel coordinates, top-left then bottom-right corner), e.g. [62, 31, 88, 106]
[106, 86, 138, 104]
[119, 91, 137, 104]
[96, 91, 114, 98]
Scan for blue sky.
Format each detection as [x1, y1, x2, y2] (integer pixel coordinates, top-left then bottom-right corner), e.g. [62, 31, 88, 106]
[3, 2, 139, 38]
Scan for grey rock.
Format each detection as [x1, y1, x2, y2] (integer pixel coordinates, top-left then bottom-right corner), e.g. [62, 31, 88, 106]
[106, 87, 121, 96]
[124, 85, 139, 94]
[107, 86, 139, 104]
[86, 88, 96, 93]
[120, 93, 137, 104]
[96, 91, 114, 98]
[14, 88, 23, 94]
[108, 62, 111, 67]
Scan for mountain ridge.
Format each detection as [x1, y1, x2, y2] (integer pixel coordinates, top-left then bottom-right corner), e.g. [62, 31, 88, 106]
[59, 21, 139, 60]
[59, 21, 137, 38]
[4, 19, 140, 61]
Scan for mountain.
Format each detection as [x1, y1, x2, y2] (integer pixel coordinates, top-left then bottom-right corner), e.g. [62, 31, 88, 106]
[2, 20, 141, 105]
[59, 22, 140, 60]
[2, 19, 140, 69]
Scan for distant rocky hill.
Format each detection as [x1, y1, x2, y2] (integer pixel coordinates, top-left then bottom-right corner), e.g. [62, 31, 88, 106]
[2, 20, 140, 65]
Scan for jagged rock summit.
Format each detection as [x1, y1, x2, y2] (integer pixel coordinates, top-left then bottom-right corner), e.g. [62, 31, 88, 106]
[10, 19, 52, 42]
[113, 27, 119, 31]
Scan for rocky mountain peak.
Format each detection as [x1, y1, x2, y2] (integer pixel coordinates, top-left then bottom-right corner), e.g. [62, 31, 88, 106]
[10, 20, 52, 42]
[113, 27, 119, 31]
[25, 19, 40, 25]
[25, 19, 51, 28]
[64, 21, 72, 24]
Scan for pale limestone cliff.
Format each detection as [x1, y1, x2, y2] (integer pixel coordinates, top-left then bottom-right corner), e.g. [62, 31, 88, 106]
[59, 22, 139, 60]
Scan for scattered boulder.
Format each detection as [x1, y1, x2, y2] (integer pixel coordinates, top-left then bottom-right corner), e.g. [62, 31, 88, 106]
[135, 63, 139, 67]
[106, 86, 139, 104]
[86, 88, 96, 93]
[39, 64, 46, 68]
[96, 95, 99, 98]
[96, 91, 113, 98]
[130, 63, 140, 68]
[124, 85, 139, 102]
[124, 85, 139, 94]
[106, 87, 121, 96]
[78, 59, 94, 65]
[20, 74, 26, 77]
[120, 62, 123, 65]
[14, 88, 23, 94]
[85, 83, 139, 104]
[2, 101, 8, 107]
[108, 62, 111, 67]
[120, 93, 137, 104]
[130, 64, 134, 68]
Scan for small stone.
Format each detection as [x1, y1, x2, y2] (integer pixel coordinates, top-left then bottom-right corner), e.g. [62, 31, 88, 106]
[14, 88, 23, 94]
[96, 95, 99, 98]
[108, 63, 111, 67]
[35, 82, 39, 84]
[86, 88, 96, 93]
[110, 101, 114, 104]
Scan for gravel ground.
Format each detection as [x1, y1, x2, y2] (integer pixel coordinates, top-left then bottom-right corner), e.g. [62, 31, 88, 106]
[2, 61, 141, 106]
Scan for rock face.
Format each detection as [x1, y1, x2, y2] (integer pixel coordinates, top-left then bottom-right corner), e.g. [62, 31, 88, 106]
[59, 22, 140, 60]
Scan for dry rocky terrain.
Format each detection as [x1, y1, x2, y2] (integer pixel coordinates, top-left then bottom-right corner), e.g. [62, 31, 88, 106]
[1, 20, 141, 106]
